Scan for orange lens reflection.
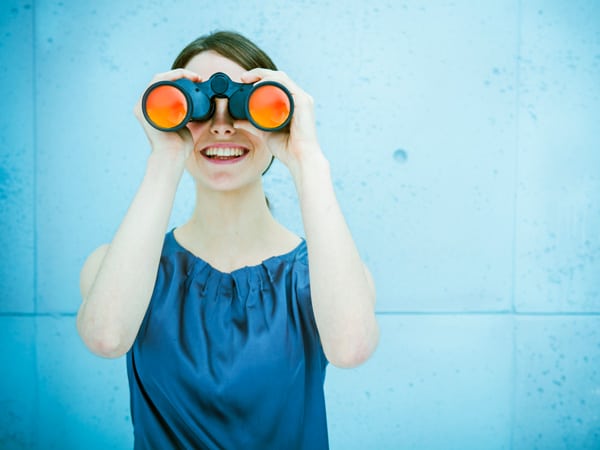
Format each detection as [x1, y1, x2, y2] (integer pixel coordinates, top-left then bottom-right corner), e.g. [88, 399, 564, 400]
[145, 85, 188, 129]
[248, 85, 291, 129]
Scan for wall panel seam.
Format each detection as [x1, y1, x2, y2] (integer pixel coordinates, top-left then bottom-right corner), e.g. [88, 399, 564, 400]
[374, 311, 600, 316]
[511, 1, 522, 446]
[32, 0, 40, 447]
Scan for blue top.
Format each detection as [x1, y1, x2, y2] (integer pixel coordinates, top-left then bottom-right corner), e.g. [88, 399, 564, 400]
[126, 229, 329, 449]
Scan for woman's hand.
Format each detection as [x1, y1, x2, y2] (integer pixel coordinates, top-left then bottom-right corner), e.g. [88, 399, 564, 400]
[236, 69, 326, 179]
[134, 68, 202, 166]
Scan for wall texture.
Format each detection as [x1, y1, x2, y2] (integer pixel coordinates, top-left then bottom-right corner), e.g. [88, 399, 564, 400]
[1, 0, 599, 449]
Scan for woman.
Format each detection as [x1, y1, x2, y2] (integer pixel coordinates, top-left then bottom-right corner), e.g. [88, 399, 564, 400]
[77, 31, 379, 449]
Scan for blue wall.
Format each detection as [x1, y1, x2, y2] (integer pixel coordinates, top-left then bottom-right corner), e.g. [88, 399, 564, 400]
[1, 1, 599, 448]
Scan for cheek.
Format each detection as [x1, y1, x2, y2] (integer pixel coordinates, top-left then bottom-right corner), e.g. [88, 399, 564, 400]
[184, 151, 200, 175]
[244, 130, 270, 159]
[186, 122, 210, 141]
[250, 141, 273, 170]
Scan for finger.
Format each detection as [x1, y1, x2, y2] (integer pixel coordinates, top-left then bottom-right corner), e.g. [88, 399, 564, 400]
[150, 68, 203, 84]
[241, 68, 283, 84]
[240, 68, 273, 83]
[243, 69, 309, 105]
[241, 68, 298, 88]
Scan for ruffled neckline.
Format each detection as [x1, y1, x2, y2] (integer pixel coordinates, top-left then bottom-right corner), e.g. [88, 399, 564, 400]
[166, 228, 306, 277]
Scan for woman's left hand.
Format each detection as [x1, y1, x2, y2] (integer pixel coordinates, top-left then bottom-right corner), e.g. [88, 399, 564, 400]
[235, 69, 325, 178]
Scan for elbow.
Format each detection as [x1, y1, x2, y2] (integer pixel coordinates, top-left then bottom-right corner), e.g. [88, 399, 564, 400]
[326, 323, 380, 369]
[85, 336, 129, 359]
[76, 315, 130, 359]
[328, 349, 372, 369]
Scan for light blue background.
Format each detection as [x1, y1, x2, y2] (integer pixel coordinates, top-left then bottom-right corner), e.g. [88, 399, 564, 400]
[1, 1, 599, 449]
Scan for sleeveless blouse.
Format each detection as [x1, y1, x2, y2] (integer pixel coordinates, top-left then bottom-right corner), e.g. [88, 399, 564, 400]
[126, 230, 329, 449]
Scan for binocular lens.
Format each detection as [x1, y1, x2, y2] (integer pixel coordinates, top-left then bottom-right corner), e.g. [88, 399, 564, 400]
[248, 85, 292, 130]
[144, 85, 188, 129]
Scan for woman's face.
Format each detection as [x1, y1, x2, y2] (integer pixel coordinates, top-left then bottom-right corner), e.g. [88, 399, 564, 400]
[183, 50, 272, 192]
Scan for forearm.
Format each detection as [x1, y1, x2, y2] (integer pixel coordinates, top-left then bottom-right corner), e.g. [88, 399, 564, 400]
[77, 152, 184, 357]
[293, 151, 379, 368]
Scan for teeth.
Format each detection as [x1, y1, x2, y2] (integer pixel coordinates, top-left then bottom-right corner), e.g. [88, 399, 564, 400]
[204, 147, 245, 157]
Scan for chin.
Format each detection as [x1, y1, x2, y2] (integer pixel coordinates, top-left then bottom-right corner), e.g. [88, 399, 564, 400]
[188, 170, 263, 194]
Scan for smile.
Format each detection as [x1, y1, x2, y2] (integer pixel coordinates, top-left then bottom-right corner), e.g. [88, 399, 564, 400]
[200, 146, 250, 162]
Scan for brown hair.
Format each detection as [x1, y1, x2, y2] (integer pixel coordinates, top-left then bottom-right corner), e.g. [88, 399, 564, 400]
[171, 30, 278, 71]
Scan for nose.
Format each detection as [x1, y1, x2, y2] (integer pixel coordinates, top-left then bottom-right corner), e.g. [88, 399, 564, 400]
[209, 98, 235, 135]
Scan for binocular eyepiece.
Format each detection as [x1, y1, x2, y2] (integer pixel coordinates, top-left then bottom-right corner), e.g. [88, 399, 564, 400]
[142, 72, 294, 132]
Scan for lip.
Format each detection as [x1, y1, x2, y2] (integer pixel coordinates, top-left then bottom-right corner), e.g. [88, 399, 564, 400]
[198, 142, 250, 165]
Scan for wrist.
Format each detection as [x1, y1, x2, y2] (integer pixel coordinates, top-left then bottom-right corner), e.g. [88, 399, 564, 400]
[144, 151, 186, 187]
[291, 149, 331, 191]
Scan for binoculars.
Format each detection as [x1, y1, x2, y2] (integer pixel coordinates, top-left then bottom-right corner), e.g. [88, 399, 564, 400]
[142, 72, 294, 132]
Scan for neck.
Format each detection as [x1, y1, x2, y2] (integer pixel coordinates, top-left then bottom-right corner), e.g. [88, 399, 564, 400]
[186, 180, 275, 245]
[176, 179, 300, 272]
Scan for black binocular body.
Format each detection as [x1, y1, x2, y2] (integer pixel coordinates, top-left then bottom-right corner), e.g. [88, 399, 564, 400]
[142, 72, 294, 132]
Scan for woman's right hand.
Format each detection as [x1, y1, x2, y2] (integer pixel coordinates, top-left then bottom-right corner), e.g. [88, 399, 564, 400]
[133, 68, 202, 164]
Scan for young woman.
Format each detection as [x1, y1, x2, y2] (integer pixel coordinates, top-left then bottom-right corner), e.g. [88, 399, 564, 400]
[77, 31, 379, 449]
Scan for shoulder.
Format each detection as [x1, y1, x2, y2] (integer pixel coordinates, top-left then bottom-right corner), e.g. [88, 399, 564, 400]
[262, 222, 306, 266]
[271, 222, 303, 258]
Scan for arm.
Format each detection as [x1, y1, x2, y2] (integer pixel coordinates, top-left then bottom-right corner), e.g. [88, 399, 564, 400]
[76, 69, 200, 358]
[77, 153, 184, 358]
[239, 69, 380, 368]
[294, 152, 380, 368]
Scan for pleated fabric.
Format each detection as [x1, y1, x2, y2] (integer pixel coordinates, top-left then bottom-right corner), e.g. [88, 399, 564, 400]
[126, 229, 329, 449]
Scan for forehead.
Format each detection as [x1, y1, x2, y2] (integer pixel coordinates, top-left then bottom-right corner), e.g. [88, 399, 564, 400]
[184, 50, 246, 82]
